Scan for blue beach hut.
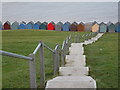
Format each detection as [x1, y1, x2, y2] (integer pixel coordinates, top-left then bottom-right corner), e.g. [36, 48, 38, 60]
[11, 21, 19, 30]
[62, 22, 71, 31]
[0, 21, 2, 30]
[26, 21, 34, 29]
[19, 21, 26, 29]
[99, 22, 107, 33]
[115, 22, 120, 32]
[33, 21, 41, 29]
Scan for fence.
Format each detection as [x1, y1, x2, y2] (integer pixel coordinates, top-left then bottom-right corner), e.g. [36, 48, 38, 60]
[0, 32, 98, 88]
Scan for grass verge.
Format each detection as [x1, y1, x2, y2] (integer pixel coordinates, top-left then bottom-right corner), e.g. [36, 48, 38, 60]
[84, 33, 118, 88]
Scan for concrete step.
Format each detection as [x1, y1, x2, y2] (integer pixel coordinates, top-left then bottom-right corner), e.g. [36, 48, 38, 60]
[65, 55, 86, 67]
[69, 47, 84, 55]
[71, 43, 83, 47]
[66, 55, 86, 62]
[45, 76, 96, 88]
[59, 67, 89, 76]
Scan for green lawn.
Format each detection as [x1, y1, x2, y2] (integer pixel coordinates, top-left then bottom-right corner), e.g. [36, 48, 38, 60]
[84, 33, 118, 88]
[2, 30, 88, 88]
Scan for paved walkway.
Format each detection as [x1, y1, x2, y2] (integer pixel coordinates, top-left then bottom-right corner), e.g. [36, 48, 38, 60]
[45, 33, 104, 89]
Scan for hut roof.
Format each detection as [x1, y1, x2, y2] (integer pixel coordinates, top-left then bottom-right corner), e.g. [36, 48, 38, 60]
[43, 22, 48, 25]
[107, 21, 113, 26]
[57, 22, 63, 26]
[99, 22, 107, 26]
[36, 21, 41, 25]
[65, 21, 71, 25]
[73, 22, 78, 25]
[20, 21, 26, 24]
[92, 21, 98, 26]
[115, 22, 120, 25]
[27, 21, 34, 25]
[12, 21, 19, 25]
[50, 21, 55, 25]
[5, 21, 11, 25]
[79, 22, 84, 25]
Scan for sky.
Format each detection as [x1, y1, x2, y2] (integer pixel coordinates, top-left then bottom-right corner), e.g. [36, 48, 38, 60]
[1, 2, 119, 23]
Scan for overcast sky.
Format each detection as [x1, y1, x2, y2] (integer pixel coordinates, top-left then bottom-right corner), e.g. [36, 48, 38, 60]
[2, 2, 119, 23]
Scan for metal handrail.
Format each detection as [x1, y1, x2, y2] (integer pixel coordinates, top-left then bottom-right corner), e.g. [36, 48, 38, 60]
[1, 32, 99, 88]
[33, 43, 42, 54]
[54, 45, 59, 51]
[0, 50, 33, 60]
[43, 43, 54, 53]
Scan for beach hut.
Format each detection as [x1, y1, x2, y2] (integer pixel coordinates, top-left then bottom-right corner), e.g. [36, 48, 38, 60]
[0, 21, 2, 30]
[77, 22, 85, 32]
[47, 22, 55, 30]
[3, 21, 11, 30]
[40, 22, 47, 30]
[62, 22, 71, 31]
[115, 22, 120, 32]
[36, 21, 41, 25]
[11, 21, 19, 30]
[70, 22, 78, 31]
[92, 22, 99, 32]
[55, 22, 63, 31]
[84, 22, 93, 32]
[107, 22, 115, 32]
[26, 21, 34, 29]
[99, 22, 107, 33]
[33, 21, 41, 29]
[19, 21, 26, 29]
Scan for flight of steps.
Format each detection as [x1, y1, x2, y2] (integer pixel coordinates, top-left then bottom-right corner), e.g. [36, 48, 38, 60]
[45, 33, 104, 89]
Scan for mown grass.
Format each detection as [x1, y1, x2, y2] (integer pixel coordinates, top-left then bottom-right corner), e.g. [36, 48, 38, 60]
[84, 33, 118, 88]
[2, 30, 88, 88]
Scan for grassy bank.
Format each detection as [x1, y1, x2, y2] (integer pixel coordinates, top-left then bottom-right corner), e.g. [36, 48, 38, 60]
[84, 33, 118, 88]
[2, 30, 87, 88]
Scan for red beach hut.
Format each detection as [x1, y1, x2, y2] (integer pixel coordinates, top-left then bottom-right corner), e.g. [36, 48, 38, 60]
[47, 22, 55, 30]
[3, 21, 11, 30]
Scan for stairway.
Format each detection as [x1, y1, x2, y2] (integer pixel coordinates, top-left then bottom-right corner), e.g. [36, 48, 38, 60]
[45, 33, 104, 89]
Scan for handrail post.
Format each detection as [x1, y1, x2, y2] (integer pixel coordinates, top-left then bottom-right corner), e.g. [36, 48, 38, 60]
[66, 37, 69, 54]
[74, 35, 77, 43]
[39, 41, 45, 88]
[85, 34, 88, 41]
[69, 35, 72, 45]
[61, 49, 65, 66]
[29, 54, 37, 88]
[78, 35, 80, 43]
[53, 45, 59, 76]
[53, 50, 57, 76]
[57, 47, 60, 70]
[82, 34, 85, 42]
[61, 41, 66, 66]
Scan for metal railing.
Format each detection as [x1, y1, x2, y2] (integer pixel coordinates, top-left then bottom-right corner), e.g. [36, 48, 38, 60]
[0, 32, 98, 88]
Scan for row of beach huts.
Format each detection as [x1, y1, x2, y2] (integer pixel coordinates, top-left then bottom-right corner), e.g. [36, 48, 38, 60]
[0, 21, 120, 32]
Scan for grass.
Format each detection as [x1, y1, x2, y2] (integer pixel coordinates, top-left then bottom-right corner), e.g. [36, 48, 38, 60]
[2, 30, 88, 88]
[84, 33, 118, 88]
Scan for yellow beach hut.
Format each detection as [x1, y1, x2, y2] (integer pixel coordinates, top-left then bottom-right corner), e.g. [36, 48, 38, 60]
[92, 22, 99, 32]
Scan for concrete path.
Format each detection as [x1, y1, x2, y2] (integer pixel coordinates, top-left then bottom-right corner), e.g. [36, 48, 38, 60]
[45, 33, 104, 89]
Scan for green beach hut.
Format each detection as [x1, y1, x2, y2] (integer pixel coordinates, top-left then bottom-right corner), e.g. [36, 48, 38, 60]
[40, 22, 47, 30]
[107, 22, 115, 32]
